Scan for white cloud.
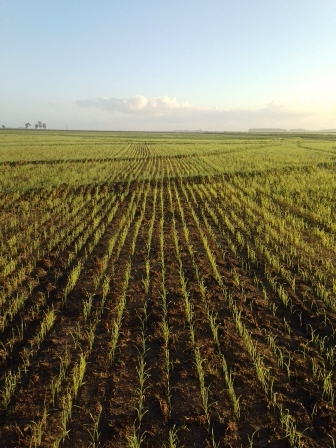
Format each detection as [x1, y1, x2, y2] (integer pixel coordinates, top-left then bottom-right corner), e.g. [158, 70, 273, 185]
[76, 95, 191, 116]
[74, 95, 336, 131]
[76, 95, 313, 119]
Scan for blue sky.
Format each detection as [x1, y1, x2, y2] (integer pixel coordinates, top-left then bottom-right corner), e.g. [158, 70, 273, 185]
[1, 0, 336, 131]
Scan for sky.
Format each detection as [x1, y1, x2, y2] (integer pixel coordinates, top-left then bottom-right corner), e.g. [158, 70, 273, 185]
[1, 0, 336, 131]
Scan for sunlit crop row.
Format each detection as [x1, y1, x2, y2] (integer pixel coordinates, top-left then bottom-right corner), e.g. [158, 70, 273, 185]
[0, 130, 335, 447]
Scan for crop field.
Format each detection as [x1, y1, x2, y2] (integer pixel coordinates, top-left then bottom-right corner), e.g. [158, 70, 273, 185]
[0, 130, 336, 447]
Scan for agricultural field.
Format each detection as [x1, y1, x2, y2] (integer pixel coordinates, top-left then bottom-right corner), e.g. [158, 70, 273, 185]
[0, 129, 336, 447]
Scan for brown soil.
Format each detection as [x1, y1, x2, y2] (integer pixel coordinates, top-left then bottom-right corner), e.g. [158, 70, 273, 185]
[0, 177, 335, 447]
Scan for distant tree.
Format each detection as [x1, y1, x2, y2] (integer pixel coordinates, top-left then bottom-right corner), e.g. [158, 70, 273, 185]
[37, 121, 43, 129]
[1, 125, 5, 129]
[42, 123, 46, 129]
[25, 122, 31, 128]
[35, 124, 38, 129]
